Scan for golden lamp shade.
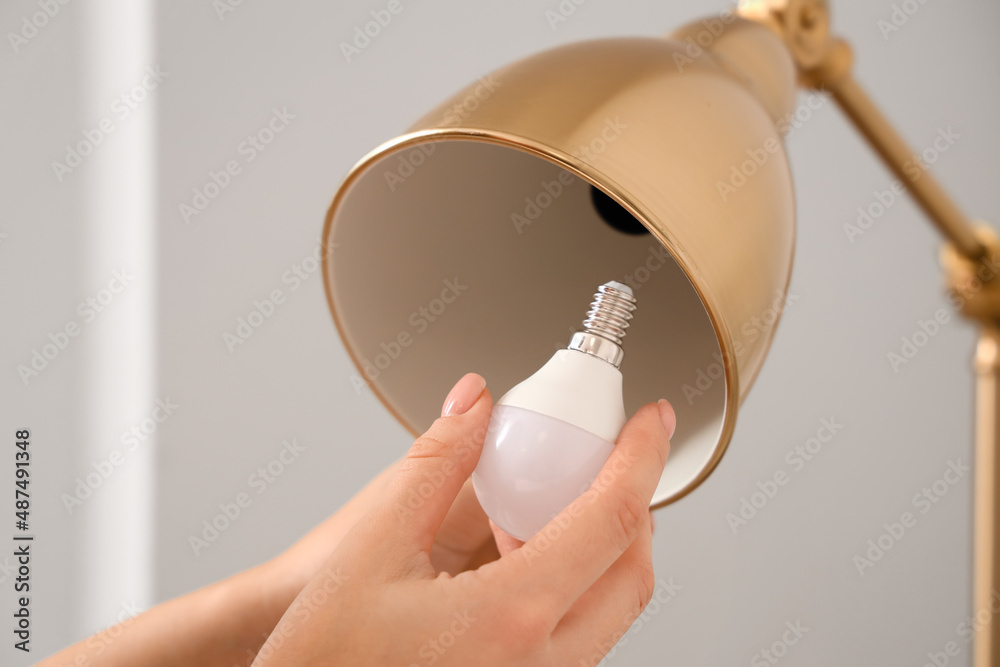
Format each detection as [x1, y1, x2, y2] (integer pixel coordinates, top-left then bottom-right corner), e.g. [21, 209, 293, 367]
[322, 17, 799, 509]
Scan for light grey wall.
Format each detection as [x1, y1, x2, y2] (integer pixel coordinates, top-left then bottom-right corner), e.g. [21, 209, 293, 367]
[4, 0, 1000, 664]
[1, 2, 88, 657]
[3, 0, 159, 661]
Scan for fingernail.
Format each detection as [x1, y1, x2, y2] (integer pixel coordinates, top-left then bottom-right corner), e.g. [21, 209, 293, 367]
[657, 399, 676, 440]
[442, 373, 486, 417]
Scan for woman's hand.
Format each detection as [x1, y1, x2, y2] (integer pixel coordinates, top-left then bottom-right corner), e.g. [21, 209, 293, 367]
[253, 373, 675, 667]
[35, 372, 673, 667]
[35, 378, 504, 667]
[259, 387, 501, 621]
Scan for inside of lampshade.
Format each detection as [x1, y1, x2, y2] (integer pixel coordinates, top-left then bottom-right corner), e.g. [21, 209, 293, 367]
[326, 138, 729, 508]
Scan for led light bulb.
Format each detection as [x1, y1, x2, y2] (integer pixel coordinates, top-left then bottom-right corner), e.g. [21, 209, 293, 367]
[472, 280, 637, 541]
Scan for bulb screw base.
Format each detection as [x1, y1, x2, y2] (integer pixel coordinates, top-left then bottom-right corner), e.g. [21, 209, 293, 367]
[567, 281, 637, 368]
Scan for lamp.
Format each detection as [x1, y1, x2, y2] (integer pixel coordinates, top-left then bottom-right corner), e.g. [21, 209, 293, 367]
[321, 0, 999, 663]
[324, 12, 799, 509]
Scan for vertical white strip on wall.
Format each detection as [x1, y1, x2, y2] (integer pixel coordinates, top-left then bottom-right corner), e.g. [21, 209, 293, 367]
[77, 0, 156, 631]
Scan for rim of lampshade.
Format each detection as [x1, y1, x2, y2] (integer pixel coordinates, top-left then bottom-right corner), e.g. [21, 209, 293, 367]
[321, 127, 743, 510]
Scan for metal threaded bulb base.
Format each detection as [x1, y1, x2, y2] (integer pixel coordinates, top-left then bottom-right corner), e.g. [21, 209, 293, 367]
[567, 281, 637, 368]
[583, 281, 637, 345]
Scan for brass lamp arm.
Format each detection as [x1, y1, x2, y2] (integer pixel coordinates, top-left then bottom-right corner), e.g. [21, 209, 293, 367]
[795, 27, 1000, 667]
[738, 3, 998, 665]
[800, 39, 985, 260]
[738, 0, 985, 260]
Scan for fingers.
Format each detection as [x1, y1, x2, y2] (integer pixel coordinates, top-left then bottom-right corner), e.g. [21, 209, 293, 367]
[429, 479, 496, 575]
[489, 520, 524, 557]
[371, 373, 491, 556]
[490, 400, 673, 618]
[553, 513, 654, 664]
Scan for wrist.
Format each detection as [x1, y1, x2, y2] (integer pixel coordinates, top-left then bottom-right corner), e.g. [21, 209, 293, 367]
[199, 560, 298, 665]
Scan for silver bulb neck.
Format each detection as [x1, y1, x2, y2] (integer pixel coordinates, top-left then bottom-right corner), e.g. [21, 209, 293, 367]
[566, 281, 637, 368]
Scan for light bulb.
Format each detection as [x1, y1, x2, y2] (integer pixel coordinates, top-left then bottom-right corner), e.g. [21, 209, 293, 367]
[472, 280, 637, 541]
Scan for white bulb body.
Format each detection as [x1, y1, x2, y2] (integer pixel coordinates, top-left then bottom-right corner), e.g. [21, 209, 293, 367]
[472, 349, 626, 541]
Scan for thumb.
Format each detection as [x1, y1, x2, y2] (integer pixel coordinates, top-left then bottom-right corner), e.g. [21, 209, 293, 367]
[374, 373, 492, 555]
